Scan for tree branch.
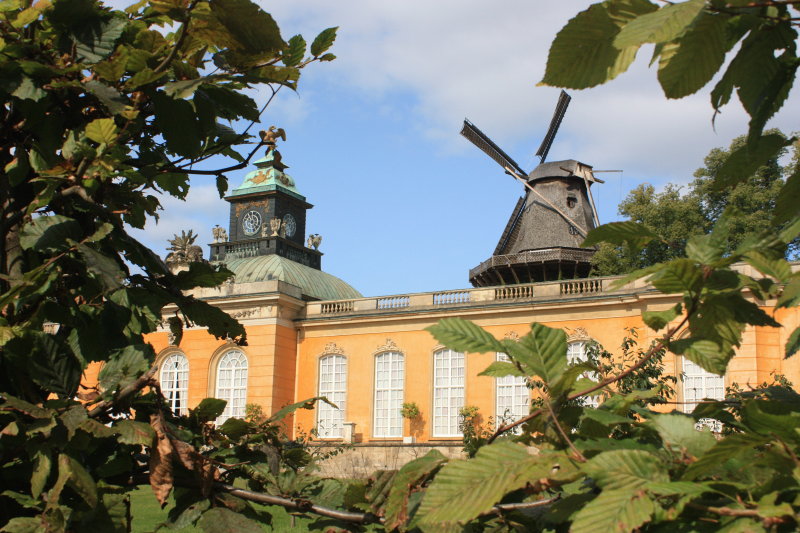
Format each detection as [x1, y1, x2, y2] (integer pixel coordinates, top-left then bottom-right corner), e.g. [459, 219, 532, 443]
[213, 483, 384, 524]
[488, 312, 692, 443]
[88, 364, 158, 418]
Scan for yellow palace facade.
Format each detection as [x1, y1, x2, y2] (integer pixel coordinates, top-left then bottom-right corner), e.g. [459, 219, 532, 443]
[124, 145, 800, 472]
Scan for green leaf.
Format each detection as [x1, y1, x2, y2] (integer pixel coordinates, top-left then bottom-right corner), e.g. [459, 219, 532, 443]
[85, 118, 118, 145]
[656, 11, 728, 99]
[310, 27, 337, 57]
[218, 417, 252, 439]
[77, 244, 125, 290]
[541, 0, 656, 89]
[743, 251, 792, 281]
[283, 34, 306, 67]
[417, 442, 566, 525]
[164, 77, 210, 100]
[152, 92, 202, 157]
[683, 432, 770, 481]
[125, 67, 166, 89]
[426, 318, 506, 354]
[614, 0, 705, 49]
[267, 396, 333, 424]
[84, 80, 127, 115]
[98, 344, 152, 395]
[642, 304, 680, 331]
[775, 166, 800, 223]
[648, 413, 716, 458]
[19, 215, 81, 253]
[786, 326, 800, 358]
[216, 175, 228, 198]
[192, 398, 227, 422]
[715, 133, 788, 188]
[30, 450, 51, 498]
[583, 449, 668, 490]
[60, 454, 97, 507]
[174, 262, 233, 289]
[648, 258, 702, 294]
[74, 16, 126, 63]
[478, 361, 526, 378]
[114, 420, 155, 446]
[1, 517, 43, 532]
[197, 507, 264, 533]
[210, 0, 284, 54]
[582, 221, 659, 251]
[385, 450, 448, 530]
[513, 323, 568, 384]
[570, 489, 654, 533]
[671, 338, 729, 375]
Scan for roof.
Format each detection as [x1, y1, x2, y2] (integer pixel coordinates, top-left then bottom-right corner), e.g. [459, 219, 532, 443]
[221, 255, 362, 301]
[228, 151, 305, 201]
[527, 159, 598, 183]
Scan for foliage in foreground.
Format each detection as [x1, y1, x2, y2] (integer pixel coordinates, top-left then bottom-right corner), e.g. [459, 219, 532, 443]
[4, 0, 800, 531]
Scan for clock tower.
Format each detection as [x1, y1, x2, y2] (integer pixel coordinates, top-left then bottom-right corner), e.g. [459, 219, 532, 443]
[209, 145, 322, 269]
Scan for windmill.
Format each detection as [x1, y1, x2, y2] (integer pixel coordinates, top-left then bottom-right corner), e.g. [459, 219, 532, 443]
[461, 90, 603, 287]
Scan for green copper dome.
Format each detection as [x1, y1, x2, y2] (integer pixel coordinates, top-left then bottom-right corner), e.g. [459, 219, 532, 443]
[223, 255, 361, 301]
[229, 150, 304, 200]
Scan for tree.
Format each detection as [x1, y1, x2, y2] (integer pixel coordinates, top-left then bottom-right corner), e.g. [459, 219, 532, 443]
[5, 0, 800, 531]
[0, 0, 339, 530]
[593, 132, 794, 275]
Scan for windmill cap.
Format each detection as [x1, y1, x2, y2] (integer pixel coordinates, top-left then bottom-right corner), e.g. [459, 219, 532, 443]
[527, 159, 599, 183]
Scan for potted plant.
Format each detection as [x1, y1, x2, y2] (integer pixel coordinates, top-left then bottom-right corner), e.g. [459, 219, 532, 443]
[400, 402, 421, 443]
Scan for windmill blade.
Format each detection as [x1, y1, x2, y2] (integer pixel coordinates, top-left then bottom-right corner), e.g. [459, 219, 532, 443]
[461, 119, 529, 178]
[535, 90, 571, 163]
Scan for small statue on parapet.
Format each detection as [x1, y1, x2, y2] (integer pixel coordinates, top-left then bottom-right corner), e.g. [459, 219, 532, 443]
[165, 230, 205, 266]
[269, 217, 282, 237]
[307, 234, 322, 250]
[212, 225, 228, 243]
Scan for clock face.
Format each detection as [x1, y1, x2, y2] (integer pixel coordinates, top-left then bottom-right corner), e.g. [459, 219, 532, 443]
[283, 213, 296, 237]
[241, 210, 262, 236]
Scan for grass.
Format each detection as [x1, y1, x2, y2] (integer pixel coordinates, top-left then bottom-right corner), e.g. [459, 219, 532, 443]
[128, 485, 336, 532]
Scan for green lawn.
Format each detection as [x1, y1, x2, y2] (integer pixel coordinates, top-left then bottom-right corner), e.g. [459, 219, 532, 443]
[128, 486, 331, 532]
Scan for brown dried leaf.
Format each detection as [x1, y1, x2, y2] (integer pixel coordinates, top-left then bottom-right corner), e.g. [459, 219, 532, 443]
[149, 411, 174, 507]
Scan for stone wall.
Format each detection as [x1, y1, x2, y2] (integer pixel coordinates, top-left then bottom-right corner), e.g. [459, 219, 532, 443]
[310, 443, 464, 478]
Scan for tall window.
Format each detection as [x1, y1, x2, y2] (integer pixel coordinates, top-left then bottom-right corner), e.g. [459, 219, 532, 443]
[215, 350, 248, 425]
[374, 351, 404, 438]
[682, 358, 724, 411]
[495, 353, 528, 428]
[318, 355, 347, 438]
[567, 341, 600, 408]
[433, 349, 464, 437]
[160, 352, 188, 415]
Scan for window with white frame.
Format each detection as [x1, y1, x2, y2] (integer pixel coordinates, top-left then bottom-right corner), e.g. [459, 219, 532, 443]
[215, 350, 248, 425]
[317, 354, 347, 438]
[160, 352, 189, 415]
[433, 348, 464, 437]
[495, 353, 528, 429]
[682, 358, 724, 411]
[374, 351, 404, 438]
[567, 340, 600, 407]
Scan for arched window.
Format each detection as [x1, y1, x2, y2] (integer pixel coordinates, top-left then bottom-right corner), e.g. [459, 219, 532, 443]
[433, 348, 464, 437]
[682, 358, 724, 411]
[374, 351, 404, 438]
[567, 341, 600, 408]
[317, 354, 347, 438]
[566, 341, 587, 365]
[495, 353, 528, 429]
[160, 352, 189, 415]
[215, 350, 248, 425]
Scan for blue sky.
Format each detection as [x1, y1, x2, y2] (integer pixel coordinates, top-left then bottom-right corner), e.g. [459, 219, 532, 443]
[132, 1, 800, 297]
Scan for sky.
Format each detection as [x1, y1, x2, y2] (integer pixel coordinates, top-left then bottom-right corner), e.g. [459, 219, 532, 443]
[131, 0, 800, 297]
